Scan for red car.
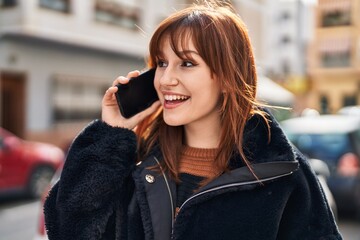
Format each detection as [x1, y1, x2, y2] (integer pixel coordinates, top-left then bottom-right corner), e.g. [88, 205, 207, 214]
[0, 127, 64, 198]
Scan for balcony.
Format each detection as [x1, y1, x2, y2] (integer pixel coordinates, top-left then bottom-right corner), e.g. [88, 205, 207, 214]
[308, 36, 356, 76]
[52, 74, 106, 122]
[321, 10, 351, 27]
[0, 0, 150, 57]
[94, 0, 140, 30]
[39, 0, 70, 13]
[319, 0, 351, 27]
[321, 52, 350, 68]
[0, 0, 17, 7]
[318, 37, 351, 68]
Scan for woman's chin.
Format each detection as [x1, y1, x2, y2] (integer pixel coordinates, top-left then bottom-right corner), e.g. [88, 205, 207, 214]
[163, 115, 185, 127]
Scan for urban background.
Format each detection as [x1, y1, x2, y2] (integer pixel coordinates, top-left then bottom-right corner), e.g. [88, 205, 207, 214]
[0, 0, 360, 239]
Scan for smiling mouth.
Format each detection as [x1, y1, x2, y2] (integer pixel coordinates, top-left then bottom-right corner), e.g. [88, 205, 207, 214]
[164, 94, 190, 104]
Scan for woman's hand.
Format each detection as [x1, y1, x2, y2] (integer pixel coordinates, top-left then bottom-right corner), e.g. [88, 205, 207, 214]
[101, 70, 160, 130]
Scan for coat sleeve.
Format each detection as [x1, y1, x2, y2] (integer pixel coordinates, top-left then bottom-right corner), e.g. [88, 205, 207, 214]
[44, 120, 137, 240]
[278, 150, 343, 240]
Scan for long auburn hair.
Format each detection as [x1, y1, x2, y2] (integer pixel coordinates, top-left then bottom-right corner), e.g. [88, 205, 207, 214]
[135, 2, 270, 181]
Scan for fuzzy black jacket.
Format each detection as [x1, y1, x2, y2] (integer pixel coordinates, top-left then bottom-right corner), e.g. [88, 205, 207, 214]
[44, 114, 342, 240]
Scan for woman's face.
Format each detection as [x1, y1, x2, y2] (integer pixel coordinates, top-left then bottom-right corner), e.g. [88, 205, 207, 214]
[154, 38, 222, 130]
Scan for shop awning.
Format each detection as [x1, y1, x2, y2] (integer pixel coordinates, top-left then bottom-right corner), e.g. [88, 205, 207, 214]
[257, 76, 294, 106]
[318, 38, 351, 54]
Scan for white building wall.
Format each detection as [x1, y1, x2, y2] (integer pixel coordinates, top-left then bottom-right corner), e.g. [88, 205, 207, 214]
[234, 0, 315, 78]
[0, 0, 309, 137]
[0, 36, 144, 130]
[0, 0, 180, 57]
[0, 0, 179, 134]
[233, 0, 268, 73]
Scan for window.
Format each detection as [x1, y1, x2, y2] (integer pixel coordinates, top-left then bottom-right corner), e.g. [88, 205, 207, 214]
[282, 60, 290, 75]
[354, 130, 360, 154]
[288, 133, 351, 163]
[0, 0, 17, 7]
[320, 95, 329, 114]
[320, 1, 351, 27]
[52, 75, 108, 122]
[322, 10, 351, 27]
[319, 38, 351, 68]
[281, 35, 291, 45]
[39, 0, 70, 13]
[280, 11, 291, 21]
[343, 95, 357, 107]
[94, 0, 140, 30]
[321, 52, 350, 68]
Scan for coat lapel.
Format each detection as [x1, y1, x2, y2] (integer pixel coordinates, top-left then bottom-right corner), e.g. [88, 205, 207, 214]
[133, 156, 175, 240]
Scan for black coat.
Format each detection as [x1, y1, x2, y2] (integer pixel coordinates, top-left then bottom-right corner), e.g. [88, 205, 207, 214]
[44, 114, 342, 240]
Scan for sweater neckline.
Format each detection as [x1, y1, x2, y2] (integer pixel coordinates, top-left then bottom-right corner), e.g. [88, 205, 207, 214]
[181, 145, 218, 159]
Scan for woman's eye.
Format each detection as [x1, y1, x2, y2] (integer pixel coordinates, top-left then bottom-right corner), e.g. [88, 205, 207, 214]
[181, 61, 195, 67]
[157, 60, 167, 68]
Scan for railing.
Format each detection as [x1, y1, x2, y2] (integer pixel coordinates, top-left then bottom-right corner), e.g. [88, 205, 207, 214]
[39, 0, 71, 13]
[318, 37, 351, 68]
[0, 0, 17, 7]
[321, 10, 351, 27]
[321, 52, 351, 68]
[94, 0, 140, 30]
[319, 0, 351, 27]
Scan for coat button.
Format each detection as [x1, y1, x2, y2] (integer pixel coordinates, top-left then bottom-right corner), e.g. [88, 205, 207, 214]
[145, 174, 155, 183]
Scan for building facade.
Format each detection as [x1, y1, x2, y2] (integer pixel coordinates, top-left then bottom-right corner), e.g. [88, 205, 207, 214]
[307, 0, 360, 113]
[234, 0, 315, 114]
[0, 0, 300, 147]
[0, 0, 181, 146]
[235, 0, 315, 79]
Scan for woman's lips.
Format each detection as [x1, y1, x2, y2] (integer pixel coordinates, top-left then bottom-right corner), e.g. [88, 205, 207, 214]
[163, 94, 190, 109]
[164, 94, 190, 101]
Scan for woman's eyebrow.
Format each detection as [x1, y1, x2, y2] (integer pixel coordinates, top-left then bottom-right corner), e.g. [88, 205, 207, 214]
[179, 50, 199, 56]
[156, 49, 199, 58]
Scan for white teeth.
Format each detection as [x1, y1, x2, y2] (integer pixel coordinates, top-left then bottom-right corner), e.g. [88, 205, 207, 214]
[164, 95, 189, 101]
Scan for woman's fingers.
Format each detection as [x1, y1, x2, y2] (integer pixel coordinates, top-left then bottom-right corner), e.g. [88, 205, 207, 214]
[102, 86, 118, 105]
[102, 70, 158, 129]
[133, 100, 161, 121]
[112, 70, 141, 87]
[112, 76, 128, 87]
[127, 70, 141, 79]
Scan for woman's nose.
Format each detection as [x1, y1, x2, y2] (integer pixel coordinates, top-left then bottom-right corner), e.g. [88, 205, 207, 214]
[159, 67, 179, 86]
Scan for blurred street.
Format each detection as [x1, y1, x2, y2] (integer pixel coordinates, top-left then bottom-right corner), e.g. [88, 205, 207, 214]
[339, 218, 360, 240]
[1, 0, 360, 239]
[0, 197, 359, 240]
[0, 197, 41, 240]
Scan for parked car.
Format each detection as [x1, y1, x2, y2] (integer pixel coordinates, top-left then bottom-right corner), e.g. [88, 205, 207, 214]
[281, 115, 360, 217]
[0, 127, 64, 198]
[338, 105, 360, 117]
[308, 158, 338, 220]
[34, 164, 63, 240]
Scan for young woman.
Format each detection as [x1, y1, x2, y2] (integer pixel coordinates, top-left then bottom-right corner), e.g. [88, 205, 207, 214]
[44, 2, 342, 240]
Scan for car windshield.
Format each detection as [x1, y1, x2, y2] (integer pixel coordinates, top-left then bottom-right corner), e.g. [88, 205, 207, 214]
[287, 133, 351, 165]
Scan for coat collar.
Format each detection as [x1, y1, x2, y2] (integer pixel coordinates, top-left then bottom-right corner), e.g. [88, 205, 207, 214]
[133, 111, 297, 240]
[134, 157, 299, 240]
[133, 156, 175, 240]
[229, 111, 295, 168]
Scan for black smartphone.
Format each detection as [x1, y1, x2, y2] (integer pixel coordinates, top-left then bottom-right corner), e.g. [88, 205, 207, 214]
[115, 68, 158, 118]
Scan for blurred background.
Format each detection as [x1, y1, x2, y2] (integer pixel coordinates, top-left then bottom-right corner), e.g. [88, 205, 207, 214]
[0, 0, 360, 239]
